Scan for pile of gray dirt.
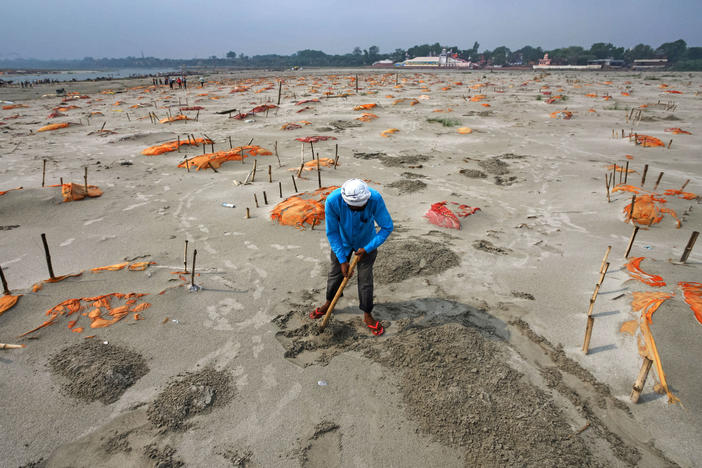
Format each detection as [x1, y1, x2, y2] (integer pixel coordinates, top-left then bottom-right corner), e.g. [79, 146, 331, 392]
[147, 367, 234, 431]
[364, 323, 594, 467]
[143, 443, 184, 468]
[387, 179, 427, 193]
[374, 237, 460, 283]
[48, 340, 148, 404]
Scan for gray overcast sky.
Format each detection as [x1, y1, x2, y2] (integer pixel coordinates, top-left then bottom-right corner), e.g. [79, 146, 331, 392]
[2, 0, 700, 59]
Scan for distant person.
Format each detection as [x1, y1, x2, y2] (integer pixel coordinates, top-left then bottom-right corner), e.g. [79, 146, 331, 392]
[199, 76, 205, 88]
[182, 77, 187, 89]
[169, 78, 174, 89]
[177, 77, 182, 88]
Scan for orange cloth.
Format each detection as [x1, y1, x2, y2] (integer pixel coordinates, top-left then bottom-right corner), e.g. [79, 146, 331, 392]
[626, 258, 666, 287]
[61, 183, 103, 202]
[37, 123, 70, 132]
[679, 282, 702, 325]
[178, 145, 272, 171]
[142, 137, 212, 156]
[271, 186, 339, 229]
[0, 294, 20, 317]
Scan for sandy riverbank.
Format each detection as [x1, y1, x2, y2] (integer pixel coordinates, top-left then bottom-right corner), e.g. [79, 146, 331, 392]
[1, 69, 700, 467]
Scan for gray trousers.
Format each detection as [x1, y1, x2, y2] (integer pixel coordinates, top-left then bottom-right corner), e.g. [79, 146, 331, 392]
[326, 249, 377, 313]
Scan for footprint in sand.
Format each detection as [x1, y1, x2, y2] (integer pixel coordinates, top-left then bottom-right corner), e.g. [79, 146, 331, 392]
[59, 238, 75, 247]
[84, 217, 104, 226]
[203, 298, 244, 331]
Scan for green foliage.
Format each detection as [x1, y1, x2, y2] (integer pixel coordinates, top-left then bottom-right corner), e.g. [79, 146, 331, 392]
[427, 118, 461, 127]
[671, 59, 702, 71]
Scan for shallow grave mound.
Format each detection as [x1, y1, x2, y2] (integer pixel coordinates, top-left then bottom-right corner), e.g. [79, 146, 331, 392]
[147, 367, 234, 431]
[387, 179, 427, 194]
[48, 340, 148, 404]
[374, 237, 460, 283]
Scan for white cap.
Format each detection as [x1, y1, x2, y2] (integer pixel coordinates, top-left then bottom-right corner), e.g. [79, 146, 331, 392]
[341, 179, 371, 206]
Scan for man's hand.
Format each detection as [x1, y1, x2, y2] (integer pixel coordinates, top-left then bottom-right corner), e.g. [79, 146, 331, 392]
[355, 247, 366, 258]
[340, 261, 350, 277]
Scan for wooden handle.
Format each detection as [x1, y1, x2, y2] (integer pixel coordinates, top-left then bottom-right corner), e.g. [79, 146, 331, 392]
[320, 255, 360, 331]
[0, 343, 26, 350]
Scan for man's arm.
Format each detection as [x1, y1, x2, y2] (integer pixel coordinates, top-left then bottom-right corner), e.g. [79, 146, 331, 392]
[363, 196, 393, 253]
[325, 198, 348, 263]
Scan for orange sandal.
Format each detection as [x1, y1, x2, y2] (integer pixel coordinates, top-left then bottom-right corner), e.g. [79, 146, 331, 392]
[367, 320, 384, 336]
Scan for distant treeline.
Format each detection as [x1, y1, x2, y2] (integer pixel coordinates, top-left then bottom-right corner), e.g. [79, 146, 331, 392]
[2, 39, 701, 71]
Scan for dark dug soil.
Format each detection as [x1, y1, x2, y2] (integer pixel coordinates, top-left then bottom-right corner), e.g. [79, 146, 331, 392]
[472, 239, 513, 255]
[48, 340, 148, 404]
[147, 367, 234, 431]
[478, 157, 510, 175]
[143, 443, 184, 468]
[374, 237, 461, 283]
[366, 323, 595, 467]
[459, 169, 487, 179]
[387, 179, 427, 193]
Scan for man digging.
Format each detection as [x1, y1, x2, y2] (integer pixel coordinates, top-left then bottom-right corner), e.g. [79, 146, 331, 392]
[311, 179, 393, 335]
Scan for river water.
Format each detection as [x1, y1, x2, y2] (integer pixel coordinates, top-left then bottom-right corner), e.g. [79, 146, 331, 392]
[3, 68, 180, 83]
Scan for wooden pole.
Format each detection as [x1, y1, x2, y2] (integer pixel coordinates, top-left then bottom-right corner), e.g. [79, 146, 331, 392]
[263, 191, 268, 205]
[177, 136, 181, 152]
[653, 172, 664, 191]
[251, 159, 257, 182]
[274, 140, 281, 167]
[42, 159, 46, 187]
[241, 148, 245, 164]
[245, 207, 250, 219]
[291, 175, 298, 192]
[320, 255, 360, 331]
[0, 343, 26, 350]
[0, 264, 10, 295]
[40, 233, 56, 279]
[667, 139, 672, 149]
[605, 174, 610, 203]
[355, 74, 359, 93]
[624, 226, 640, 258]
[599, 246, 612, 273]
[680, 179, 690, 191]
[630, 358, 653, 403]
[628, 195, 637, 223]
[279, 181, 282, 198]
[680, 231, 699, 263]
[228, 136, 232, 149]
[641, 164, 648, 186]
[84, 167, 88, 195]
[316, 152, 322, 189]
[268, 165, 272, 183]
[582, 261, 609, 355]
[183, 240, 189, 273]
[334, 144, 339, 169]
[624, 161, 629, 184]
[254, 193, 259, 208]
[277, 80, 282, 105]
[190, 249, 197, 288]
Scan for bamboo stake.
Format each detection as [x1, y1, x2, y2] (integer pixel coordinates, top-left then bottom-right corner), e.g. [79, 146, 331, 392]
[599, 246, 612, 273]
[84, 167, 88, 195]
[40, 233, 56, 279]
[254, 193, 259, 208]
[277, 80, 282, 105]
[228, 136, 232, 149]
[316, 152, 321, 189]
[624, 161, 629, 184]
[0, 264, 10, 295]
[183, 240, 189, 273]
[667, 139, 673, 149]
[279, 181, 282, 198]
[680, 231, 699, 263]
[624, 226, 640, 258]
[0, 344, 26, 350]
[320, 254, 360, 331]
[334, 144, 339, 169]
[177, 135, 181, 152]
[291, 175, 298, 192]
[605, 174, 610, 203]
[263, 191, 268, 205]
[680, 179, 690, 191]
[251, 159, 257, 182]
[641, 164, 648, 186]
[653, 172, 664, 191]
[268, 165, 272, 183]
[628, 195, 637, 222]
[274, 140, 281, 167]
[245, 208, 250, 219]
[42, 159, 46, 187]
[630, 357, 653, 403]
[190, 249, 197, 288]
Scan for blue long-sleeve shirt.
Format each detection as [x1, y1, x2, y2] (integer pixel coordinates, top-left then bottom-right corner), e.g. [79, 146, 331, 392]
[325, 187, 393, 263]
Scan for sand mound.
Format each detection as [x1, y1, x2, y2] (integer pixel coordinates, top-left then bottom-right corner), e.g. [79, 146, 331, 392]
[375, 237, 460, 283]
[328, 120, 362, 130]
[147, 367, 234, 431]
[387, 179, 427, 193]
[478, 157, 510, 175]
[367, 323, 594, 466]
[352, 152, 430, 167]
[472, 239, 513, 255]
[459, 169, 487, 179]
[143, 443, 184, 467]
[48, 340, 148, 404]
